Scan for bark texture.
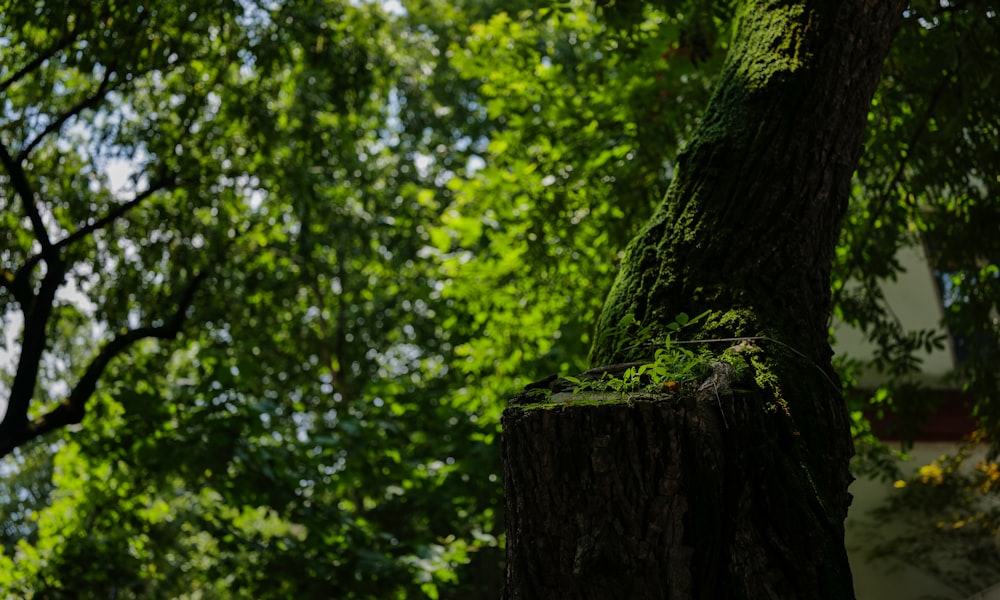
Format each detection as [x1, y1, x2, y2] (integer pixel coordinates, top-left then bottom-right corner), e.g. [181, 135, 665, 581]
[503, 372, 854, 599]
[503, 0, 906, 597]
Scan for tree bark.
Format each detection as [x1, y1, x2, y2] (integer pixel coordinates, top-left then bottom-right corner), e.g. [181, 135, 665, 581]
[502, 0, 906, 598]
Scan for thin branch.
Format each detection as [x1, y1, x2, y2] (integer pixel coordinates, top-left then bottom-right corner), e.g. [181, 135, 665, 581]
[63, 269, 206, 409]
[831, 71, 951, 308]
[305, 261, 349, 397]
[581, 361, 650, 377]
[58, 175, 177, 250]
[10, 175, 177, 306]
[0, 270, 207, 459]
[0, 138, 53, 254]
[18, 67, 118, 162]
[0, 27, 82, 94]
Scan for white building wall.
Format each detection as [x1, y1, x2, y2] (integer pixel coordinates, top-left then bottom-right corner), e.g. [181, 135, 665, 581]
[832, 242, 957, 388]
[837, 245, 1000, 598]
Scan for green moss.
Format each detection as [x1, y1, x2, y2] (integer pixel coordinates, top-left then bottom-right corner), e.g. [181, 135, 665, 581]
[703, 307, 756, 335]
[729, 1, 811, 91]
[718, 351, 752, 381]
[519, 392, 659, 411]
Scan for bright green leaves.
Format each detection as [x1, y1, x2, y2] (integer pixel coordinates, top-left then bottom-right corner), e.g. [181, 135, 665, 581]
[431, 1, 725, 405]
[2, 0, 501, 595]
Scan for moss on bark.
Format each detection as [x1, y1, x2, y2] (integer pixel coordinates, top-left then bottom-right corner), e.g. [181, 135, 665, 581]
[504, 0, 908, 597]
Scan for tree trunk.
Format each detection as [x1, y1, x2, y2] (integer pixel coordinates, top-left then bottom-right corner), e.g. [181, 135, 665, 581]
[502, 0, 906, 598]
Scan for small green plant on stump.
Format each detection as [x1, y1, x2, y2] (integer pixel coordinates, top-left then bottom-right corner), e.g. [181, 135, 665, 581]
[565, 311, 714, 399]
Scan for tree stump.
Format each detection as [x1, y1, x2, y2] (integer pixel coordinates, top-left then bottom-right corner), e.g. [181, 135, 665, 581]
[501, 364, 855, 599]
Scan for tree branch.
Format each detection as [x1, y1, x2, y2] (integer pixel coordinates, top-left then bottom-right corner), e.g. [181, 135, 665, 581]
[0, 138, 53, 255]
[58, 175, 177, 250]
[831, 70, 951, 309]
[0, 270, 207, 459]
[18, 66, 118, 162]
[0, 27, 82, 94]
[0, 267, 31, 309]
[0, 261, 66, 452]
[8, 175, 177, 309]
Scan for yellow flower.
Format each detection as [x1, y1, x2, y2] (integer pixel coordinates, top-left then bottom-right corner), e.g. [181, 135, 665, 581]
[917, 463, 944, 485]
[975, 462, 1000, 492]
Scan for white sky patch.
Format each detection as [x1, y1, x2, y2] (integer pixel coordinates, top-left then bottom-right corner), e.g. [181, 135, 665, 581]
[382, 0, 405, 15]
[357, 0, 405, 16]
[0, 311, 22, 419]
[0, 312, 22, 368]
[105, 156, 145, 194]
[414, 152, 434, 177]
[467, 155, 485, 173]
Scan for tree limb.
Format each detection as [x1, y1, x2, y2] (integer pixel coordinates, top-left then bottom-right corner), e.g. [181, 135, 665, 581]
[0, 27, 82, 94]
[9, 175, 177, 308]
[0, 267, 32, 309]
[0, 270, 207, 459]
[18, 67, 118, 162]
[830, 70, 951, 309]
[0, 138, 53, 255]
[0, 261, 66, 451]
[58, 175, 177, 250]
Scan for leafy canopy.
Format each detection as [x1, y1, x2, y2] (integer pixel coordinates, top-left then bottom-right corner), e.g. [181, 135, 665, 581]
[1, 0, 997, 596]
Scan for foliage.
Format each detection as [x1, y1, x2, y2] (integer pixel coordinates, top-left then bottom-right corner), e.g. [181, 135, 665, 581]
[563, 311, 714, 397]
[0, 0, 997, 595]
[835, 0, 1000, 439]
[862, 434, 1000, 596]
[1, 0, 502, 595]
